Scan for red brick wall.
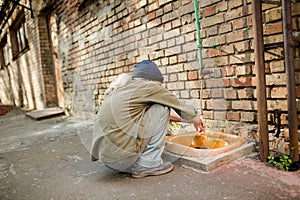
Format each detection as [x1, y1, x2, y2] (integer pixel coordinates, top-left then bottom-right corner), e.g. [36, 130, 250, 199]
[54, 0, 300, 137]
[38, 14, 58, 108]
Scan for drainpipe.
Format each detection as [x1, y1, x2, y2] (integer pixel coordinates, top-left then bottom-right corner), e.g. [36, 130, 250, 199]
[193, 0, 204, 115]
[193, 0, 218, 115]
[282, 0, 299, 162]
[252, 0, 269, 162]
[193, 0, 203, 73]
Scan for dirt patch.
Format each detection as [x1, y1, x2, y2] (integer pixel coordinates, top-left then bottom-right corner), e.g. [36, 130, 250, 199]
[0, 105, 13, 116]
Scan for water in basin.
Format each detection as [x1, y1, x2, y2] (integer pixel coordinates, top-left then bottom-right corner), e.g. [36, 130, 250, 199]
[165, 132, 246, 158]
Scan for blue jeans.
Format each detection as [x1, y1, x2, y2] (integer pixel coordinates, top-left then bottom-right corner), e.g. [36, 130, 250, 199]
[105, 104, 170, 172]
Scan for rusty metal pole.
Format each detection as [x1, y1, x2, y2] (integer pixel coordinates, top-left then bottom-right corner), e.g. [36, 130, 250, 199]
[282, 0, 299, 162]
[252, 0, 269, 161]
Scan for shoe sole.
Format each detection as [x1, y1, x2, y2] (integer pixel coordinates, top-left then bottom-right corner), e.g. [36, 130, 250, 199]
[132, 164, 174, 178]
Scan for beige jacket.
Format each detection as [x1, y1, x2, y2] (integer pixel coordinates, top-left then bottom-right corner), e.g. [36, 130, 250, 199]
[91, 79, 197, 163]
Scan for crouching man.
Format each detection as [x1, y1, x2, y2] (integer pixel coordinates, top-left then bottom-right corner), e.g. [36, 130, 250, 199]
[91, 60, 205, 178]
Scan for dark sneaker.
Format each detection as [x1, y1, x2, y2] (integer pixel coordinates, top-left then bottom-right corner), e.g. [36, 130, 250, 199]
[131, 162, 174, 178]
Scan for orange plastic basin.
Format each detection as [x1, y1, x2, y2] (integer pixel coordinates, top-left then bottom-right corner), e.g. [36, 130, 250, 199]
[165, 132, 246, 157]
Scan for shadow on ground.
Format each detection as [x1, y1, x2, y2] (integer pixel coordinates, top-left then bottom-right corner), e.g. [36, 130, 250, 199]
[0, 107, 299, 200]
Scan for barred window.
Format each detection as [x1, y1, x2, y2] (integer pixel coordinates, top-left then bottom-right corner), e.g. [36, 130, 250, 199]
[10, 10, 28, 58]
[0, 35, 10, 69]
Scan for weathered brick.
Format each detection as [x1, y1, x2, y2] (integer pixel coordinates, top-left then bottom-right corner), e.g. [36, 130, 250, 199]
[227, 112, 241, 121]
[271, 87, 287, 98]
[266, 74, 286, 86]
[161, 57, 169, 65]
[232, 100, 256, 110]
[203, 110, 213, 119]
[200, 0, 222, 8]
[178, 54, 187, 63]
[216, 1, 228, 12]
[208, 48, 220, 57]
[203, 5, 216, 17]
[185, 80, 202, 89]
[178, 72, 187, 81]
[158, 0, 173, 7]
[232, 77, 256, 87]
[236, 65, 252, 76]
[294, 59, 300, 71]
[262, 3, 278, 11]
[167, 38, 176, 47]
[166, 63, 184, 73]
[237, 88, 255, 99]
[164, 21, 172, 31]
[187, 71, 199, 80]
[232, 17, 248, 30]
[202, 35, 225, 46]
[182, 42, 197, 52]
[264, 47, 284, 61]
[265, 7, 282, 22]
[208, 99, 229, 110]
[229, 53, 254, 64]
[178, 2, 194, 16]
[147, 18, 162, 28]
[211, 89, 224, 98]
[233, 40, 251, 52]
[241, 112, 255, 122]
[215, 112, 227, 120]
[227, 29, 253, 43]
[296, 86, 300, 98]
[181, 23, 196, 34]
[264, 34, 283, 45]
[206, 78, 226, 88]
[225, 89, 237, 99]
[182, 0, 192, 6]
[184, 32, 196, 42]
[267, 100, 288, 111]
[156, 8, 164, 17]
[219, 22, 232, 34]
[147, 12, 156, 20]
[221, 44, 234, 55]
[263, 21, 283, 35]
[201, 13, 224, 28]
[209, 56, 229, 67]
[206, 26, 218, 37]
[171, 18, 181, 28]
[292, 2, 300, 16]
[225, 5, 251, 21]
[163, 2, 173, 13]
[178, 90, 189, 98]
[181, 14, 192, 25]
[164, 28, 180, 40]
[224, 65, 236, 76]
[190, 90, 200, 98]
[162, 11, 179, 23]
[148, 2, 159, 12]
[228, 0, 243, 9]
[169, 73, 178, 82]
[169, 55, 178, 64]
[176, 35, 185, 45]
[167, 81, 185, 90]
[139, 0, 147, 8]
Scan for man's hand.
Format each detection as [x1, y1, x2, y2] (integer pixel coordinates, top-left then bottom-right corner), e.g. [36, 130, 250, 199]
[191, 115, 205, 133]
[170, 111, 205, 133]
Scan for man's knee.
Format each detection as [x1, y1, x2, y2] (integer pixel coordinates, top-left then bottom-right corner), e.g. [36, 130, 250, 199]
[148, 104, 169, 119]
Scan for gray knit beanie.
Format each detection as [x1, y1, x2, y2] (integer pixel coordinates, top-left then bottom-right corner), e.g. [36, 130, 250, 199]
[132, 60, 164, 83]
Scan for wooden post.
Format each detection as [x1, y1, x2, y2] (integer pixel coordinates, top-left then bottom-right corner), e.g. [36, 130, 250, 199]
[252, 0, 269, 161]
[282, 0, 299, 162]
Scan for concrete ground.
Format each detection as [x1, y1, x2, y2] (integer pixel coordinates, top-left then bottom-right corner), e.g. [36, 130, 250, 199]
[0, 108, 300, 200]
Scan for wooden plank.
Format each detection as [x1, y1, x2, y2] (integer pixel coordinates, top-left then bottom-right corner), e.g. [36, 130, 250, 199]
[25, 107, 65, 120]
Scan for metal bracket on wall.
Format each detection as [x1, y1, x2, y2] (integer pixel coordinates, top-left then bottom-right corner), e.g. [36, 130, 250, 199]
[8, 0, 34, 18]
